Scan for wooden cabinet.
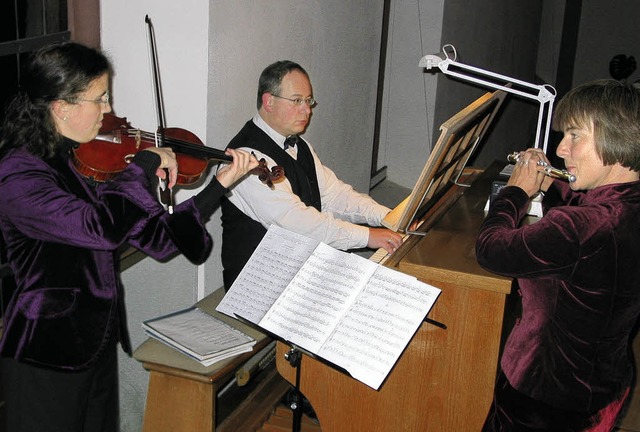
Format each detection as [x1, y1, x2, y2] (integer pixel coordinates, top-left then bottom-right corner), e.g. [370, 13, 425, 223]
[133, 290, 281, 432]
[277, 166, 511, 431]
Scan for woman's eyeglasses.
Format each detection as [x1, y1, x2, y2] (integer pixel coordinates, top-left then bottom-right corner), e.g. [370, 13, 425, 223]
[74, 91, 110, 106]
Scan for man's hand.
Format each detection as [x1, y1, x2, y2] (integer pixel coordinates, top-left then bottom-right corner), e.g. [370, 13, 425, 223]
[368, 227, 403, 253]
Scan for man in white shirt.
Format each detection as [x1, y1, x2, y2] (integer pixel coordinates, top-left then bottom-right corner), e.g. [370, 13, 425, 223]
[221, 60, 402, 289]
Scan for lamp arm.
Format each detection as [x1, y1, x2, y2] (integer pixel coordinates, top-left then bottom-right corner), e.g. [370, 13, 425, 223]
[436, 59, 556, 103]
[419, 55, 556, 103]
[419, 45, 557, 153]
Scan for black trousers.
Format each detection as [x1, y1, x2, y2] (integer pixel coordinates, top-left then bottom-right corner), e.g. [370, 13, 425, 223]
[2, 342, 119, 432]
[481, 370, 632, 432]
[482, 371, 592, 432]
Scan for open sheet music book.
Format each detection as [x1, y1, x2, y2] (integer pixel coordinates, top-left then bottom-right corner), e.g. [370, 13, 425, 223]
[216, 225, 441, 390]
[142, 307, 256, 366]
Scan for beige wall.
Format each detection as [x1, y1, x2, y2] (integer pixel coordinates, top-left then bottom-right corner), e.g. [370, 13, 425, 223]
[100, 1, 384, 430]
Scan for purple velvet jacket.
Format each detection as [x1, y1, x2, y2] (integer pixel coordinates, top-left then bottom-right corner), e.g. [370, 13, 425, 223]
[0, 147, 212, 371]
[476, 179, 640, 413]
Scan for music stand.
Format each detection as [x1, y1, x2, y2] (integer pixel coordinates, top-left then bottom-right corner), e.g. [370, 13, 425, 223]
[382, 89, 507, 234]
[233, 315, 348, 432]
[283, 347, 304, 432]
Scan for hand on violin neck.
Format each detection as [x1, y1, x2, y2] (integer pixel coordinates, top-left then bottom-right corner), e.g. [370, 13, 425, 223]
[215, 148, 260, 188]
[143, 147, 178, 188]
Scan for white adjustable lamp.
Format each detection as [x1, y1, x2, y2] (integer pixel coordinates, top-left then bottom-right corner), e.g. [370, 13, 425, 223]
[419, 44, 557, 154]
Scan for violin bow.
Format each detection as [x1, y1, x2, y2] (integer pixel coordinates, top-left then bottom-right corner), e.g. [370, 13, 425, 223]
[145, 15, 174, 214]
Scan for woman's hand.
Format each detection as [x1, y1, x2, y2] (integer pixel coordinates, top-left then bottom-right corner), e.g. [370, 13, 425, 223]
[143, 147, 178, 188]
[216, 149, 260, 188]
[508, 148, 552, 197]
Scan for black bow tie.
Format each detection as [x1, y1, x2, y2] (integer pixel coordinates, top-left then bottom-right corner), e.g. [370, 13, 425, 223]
[284, 135, 299, 149]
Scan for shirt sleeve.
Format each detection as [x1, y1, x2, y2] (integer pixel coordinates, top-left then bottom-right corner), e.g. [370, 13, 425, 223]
[310, 144, 391, 225]
[0, 153, 211, 264]
[475, 185, 581, 278]
[192, 175, 228, 219]
[0, 156, 154, 250]
[225, 145, 391, 250]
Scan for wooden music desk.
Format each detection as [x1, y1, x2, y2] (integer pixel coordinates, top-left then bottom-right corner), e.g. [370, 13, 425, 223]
[133, 289, 281, 432]
[277, 163, 513, 431]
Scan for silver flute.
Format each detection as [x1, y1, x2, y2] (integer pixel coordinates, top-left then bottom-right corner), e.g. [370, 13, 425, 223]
[507, 152, 576, 183]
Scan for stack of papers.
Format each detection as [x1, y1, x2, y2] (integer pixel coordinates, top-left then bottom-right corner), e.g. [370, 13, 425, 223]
[142, 307, 256, 366]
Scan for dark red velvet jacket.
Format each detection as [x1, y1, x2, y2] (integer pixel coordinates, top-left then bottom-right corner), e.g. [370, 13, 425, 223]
[0, 147, 213, 371]
[476, 179, 640, 413]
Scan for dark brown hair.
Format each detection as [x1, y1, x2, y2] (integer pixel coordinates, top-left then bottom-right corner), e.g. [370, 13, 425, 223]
[0, 42, 111, 159]
[553, 79, 640, 171]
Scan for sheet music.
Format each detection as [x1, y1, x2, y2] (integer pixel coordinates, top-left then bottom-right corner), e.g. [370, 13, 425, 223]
[142, 307, 255, 365]
[216, 225, 319, 323]
[319, 265, 439, 388]
[217, 225, 442, 390]
[260, 244, 378, 352]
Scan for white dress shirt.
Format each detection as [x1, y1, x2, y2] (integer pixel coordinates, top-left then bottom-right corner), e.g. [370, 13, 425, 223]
[224, 113, 390, 250]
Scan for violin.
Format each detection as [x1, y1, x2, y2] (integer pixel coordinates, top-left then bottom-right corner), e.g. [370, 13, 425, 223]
[72, 113, 285, 188]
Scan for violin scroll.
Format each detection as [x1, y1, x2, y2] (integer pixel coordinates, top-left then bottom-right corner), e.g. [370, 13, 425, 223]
[251, 158, 285, 189]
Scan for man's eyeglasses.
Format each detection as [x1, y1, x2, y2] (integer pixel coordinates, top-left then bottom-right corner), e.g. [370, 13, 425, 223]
[272, 94, 317, 107]
[74, 91, 110, 106]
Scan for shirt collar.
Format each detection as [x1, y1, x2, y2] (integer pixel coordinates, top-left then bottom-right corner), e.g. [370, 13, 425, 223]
[253, 113, 287, 149]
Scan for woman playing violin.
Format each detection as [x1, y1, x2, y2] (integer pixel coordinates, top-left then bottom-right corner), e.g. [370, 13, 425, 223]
[0, 42, 258, 432]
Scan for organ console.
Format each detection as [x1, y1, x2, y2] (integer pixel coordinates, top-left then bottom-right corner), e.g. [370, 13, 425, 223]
[275, 88, 513, 431]
[276, 162, 513, 431]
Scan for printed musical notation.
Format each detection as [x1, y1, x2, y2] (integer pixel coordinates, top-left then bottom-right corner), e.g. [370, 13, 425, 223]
[216, 225, 441, 390]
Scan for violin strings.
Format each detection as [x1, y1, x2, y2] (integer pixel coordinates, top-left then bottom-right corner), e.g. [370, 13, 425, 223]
[126, 129, 230, 160]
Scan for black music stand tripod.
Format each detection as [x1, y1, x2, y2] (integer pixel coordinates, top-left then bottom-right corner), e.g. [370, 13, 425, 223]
[233, 315, 313, 432]
[283, 347, 304, 432]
